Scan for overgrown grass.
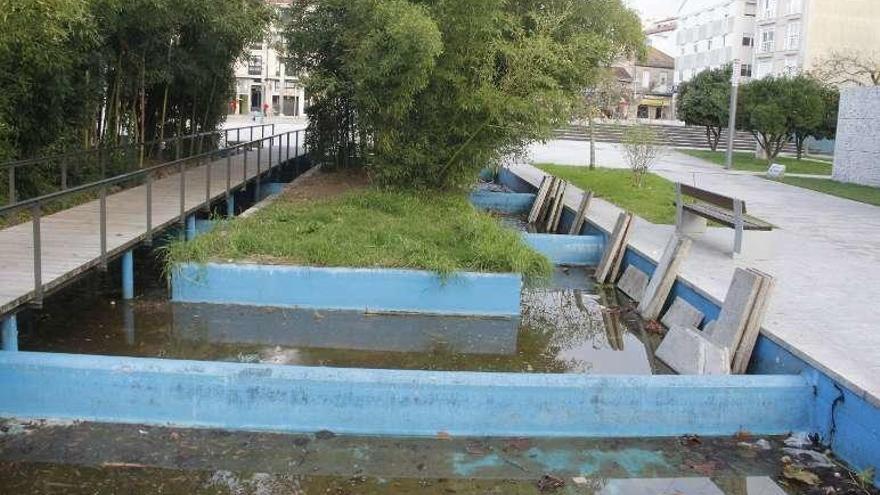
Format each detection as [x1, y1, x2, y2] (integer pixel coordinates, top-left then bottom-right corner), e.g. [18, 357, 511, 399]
[165, 189, 553, 281]
[536, 164, 677, 224]
[678, 149, 832, 175]
[769, 177, 880, 207]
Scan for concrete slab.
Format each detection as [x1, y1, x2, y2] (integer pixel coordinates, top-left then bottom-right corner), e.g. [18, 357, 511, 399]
[519, 140, 880, 408]
[705, 268, 762, 352]
[662, 297, 705, 330]
[618, 265, 650, 302]
[638, 233, 692, 320]
[656, 326, 731, 375]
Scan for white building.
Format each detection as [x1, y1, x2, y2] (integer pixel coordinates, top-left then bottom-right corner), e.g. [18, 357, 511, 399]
[231, 0, 306, 117]
[751, 0, 880, 80]
[674, 0, 758, 85]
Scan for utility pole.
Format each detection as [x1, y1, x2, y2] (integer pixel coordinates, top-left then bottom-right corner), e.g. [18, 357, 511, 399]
[725, 59, 741, 170]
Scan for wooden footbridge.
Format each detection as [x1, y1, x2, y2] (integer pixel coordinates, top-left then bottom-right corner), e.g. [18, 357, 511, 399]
[0, 125, 306, 322]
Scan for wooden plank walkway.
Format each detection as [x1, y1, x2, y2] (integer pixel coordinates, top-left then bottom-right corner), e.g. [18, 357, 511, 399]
[0, 140, 303, 316]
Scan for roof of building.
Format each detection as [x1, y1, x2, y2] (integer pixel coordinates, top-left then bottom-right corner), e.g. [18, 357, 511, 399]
[639, 47, 675, 70]
[613, 66, 633, 82]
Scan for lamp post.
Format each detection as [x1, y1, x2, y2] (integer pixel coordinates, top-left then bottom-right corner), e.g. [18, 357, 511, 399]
[725, 59, 742, 170]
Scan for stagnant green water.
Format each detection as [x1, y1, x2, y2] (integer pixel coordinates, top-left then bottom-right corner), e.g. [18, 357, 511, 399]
[0, 419, 801, 494]
[16, 248, 670, 374]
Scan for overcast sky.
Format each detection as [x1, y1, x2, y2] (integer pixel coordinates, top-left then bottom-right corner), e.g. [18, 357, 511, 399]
[624, 0, 683, 20]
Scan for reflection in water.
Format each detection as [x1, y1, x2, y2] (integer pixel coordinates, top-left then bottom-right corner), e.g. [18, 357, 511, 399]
[18, 249, 667, 374]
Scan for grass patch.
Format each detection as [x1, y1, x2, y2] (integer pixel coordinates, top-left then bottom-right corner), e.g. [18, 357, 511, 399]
[536, 164, 677, 224]
[769, 176, 880, 207]
[165, 188, 553, 281]
[678, 149, 832, 175]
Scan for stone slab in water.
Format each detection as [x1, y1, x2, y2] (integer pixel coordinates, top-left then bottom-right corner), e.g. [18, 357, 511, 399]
[656, 326, 731, 375]
[618, 265, 650, 302]
[661, 297, 705, 330]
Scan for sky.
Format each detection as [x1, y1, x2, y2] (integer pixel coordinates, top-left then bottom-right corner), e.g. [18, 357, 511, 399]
[624, 0, 685, 21]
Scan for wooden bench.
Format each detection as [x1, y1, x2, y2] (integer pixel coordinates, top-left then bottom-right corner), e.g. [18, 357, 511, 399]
[675, 183, 773, 255]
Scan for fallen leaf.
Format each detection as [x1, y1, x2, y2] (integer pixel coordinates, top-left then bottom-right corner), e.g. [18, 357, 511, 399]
[782, 464, 820, 486]
[679, 434, 702, 446]
[537, 474, 565, 492]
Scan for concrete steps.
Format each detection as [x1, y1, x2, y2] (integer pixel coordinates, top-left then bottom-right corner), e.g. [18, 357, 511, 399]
[555, 123, 796, 153]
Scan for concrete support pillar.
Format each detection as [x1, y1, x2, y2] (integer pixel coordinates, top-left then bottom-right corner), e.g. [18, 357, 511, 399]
[1, 314, 19, 352]
[185, 215, 197, 241]
[121, 250, 134, 300]
[226, 196, 235, 218]
[123, 302, 135, 346]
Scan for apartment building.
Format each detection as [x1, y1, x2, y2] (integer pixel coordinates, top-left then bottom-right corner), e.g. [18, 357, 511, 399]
[618, 48, 677, 120]
[752, 0, 880, 81]
[674, 0, 758, 85]
[231, 0, 306, 117]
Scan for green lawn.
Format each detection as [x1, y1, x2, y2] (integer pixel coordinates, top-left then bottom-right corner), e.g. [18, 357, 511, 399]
[770, 176, 880, 207]
[679, 149, 832, 176]
[536, 164, 677, 224]
[165, 189, 553, 281]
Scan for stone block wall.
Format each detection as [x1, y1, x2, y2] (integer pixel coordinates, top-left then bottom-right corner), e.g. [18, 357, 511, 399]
[833, 87, 880, 187]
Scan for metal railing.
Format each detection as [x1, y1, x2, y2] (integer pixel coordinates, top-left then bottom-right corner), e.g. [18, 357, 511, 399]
[2, 124, 276, 206]
[0, 128, 305, 308]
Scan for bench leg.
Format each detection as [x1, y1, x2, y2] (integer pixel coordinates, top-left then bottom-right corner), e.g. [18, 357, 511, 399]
[733, 199, 744, 255]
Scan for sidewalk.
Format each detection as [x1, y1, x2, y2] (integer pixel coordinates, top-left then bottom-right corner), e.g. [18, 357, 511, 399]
[524, 140, 880, 406]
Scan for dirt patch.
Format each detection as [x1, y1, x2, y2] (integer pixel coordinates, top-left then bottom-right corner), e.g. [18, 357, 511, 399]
[280, 167, 371, 204]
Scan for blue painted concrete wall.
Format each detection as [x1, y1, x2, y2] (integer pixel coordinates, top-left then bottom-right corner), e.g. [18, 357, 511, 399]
[0, 351, 813, 438]
[522, 234, 604, 266]
[470, 191, 535, 215]
[172, 263, 522, 318]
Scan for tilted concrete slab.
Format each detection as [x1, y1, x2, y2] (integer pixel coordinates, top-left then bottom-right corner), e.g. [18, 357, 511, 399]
[618, 265, 650, 302]
[662, 297, 705, 330]
[656, 326, 732, 375]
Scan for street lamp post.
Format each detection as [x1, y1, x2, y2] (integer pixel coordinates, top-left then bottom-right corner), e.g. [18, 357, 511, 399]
[725, 59, 742, 170]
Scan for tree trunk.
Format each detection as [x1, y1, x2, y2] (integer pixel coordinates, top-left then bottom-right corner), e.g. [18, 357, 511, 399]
[588, 114, 596, 170]
[795, 135, 806, 160]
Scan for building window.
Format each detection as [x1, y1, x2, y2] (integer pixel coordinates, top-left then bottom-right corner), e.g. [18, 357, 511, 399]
[742, 35, 754, 47]
[784, 56, 799, 74]
[248, 56, 262, 76]
[786, 21, 801, 49]
[707, 39, 713, 50]
[787, 0, 802, 14]
[642, 71, 651, 88]
[759, 0, 777, 19]
[659, 72, 668, 86]
[759, 28, 775, 53]
[756, 61, 773, 79]
[741, 64, 753, 77]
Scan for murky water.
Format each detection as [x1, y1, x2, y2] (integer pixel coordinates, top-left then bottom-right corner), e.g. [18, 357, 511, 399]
[0, 420, 798, 494]
[16, 248, 668, 374]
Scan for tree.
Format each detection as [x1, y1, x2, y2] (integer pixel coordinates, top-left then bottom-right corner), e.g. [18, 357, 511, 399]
[811, 51, 880, 87]
[621, 125, 663, 188]
[676, 66, 731, 151]
[737, 76, 824, 164]
[0, 0, 270, 199]
[576, 69, 630, 169]
[285, 0, 644, 190]
[790, 77, 838, 159]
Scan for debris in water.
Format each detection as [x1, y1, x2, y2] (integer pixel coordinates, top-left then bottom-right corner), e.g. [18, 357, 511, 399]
[314, 430, 336, 440]
[782, 464, 820, 486]
[537, 474, 565, 492]
[644, 320, 664, 335]
[679, 434, 702, 446]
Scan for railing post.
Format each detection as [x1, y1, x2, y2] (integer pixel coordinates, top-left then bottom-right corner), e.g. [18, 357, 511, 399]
[205, 150, 212, 211]
[256, 142, 262, 202]
[145, 173, 153, 246]
[7, 166, 14, 205]
[61, 156, 68, 190]
[32, 203, 42, 307]
[295, 131, 300, 158]
[226, 152, 233, 217]
[278, 133, 282, 164]
[179, 160, 186, 232]
[287, 132, 291, 163]
[98, 148, 105, 180]
[236, 128, 240, 145]
[98, 186, 107, 270]
[175, 137, 181, 161]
